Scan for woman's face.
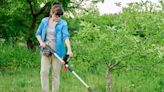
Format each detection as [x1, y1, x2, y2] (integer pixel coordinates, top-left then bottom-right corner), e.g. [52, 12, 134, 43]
[52, 15, 60, 22]
[50, 8, 60, 22]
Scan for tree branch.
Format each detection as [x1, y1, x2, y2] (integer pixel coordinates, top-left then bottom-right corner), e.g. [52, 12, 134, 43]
[27, 0, 34, 16]
[35, 3, 48, 17]
[27, 0, 49, 17]
[67, 0, 84, 9]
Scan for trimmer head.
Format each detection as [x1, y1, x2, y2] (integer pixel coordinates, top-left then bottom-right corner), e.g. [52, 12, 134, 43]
[88, 87, 94, 92]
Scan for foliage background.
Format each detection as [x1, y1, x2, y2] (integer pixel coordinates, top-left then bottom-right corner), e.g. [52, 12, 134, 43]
[0, 0, 164, 92]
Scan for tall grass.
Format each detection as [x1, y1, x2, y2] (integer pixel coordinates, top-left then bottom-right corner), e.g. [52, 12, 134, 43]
[0, 43, 40, 72]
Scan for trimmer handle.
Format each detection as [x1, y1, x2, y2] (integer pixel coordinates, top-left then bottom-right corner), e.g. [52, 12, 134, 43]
[45, 45, 71, 64]
[63, 55, 71, 64]
[45, 44, 55, 53]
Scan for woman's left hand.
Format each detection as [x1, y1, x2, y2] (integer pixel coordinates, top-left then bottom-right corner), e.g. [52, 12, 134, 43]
[67, 50, 73, 58]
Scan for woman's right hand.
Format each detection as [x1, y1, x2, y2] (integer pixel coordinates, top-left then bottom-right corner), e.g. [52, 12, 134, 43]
[40, 42, 46, 48]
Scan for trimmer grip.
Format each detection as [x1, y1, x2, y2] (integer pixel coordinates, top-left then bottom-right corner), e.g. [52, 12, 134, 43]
[63, 55, 71, 64]
[45, 44, 55, 53]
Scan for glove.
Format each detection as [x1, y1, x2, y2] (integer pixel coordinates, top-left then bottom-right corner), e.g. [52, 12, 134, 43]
[63, 55, 71, 72]
[63, 55, 71, 64]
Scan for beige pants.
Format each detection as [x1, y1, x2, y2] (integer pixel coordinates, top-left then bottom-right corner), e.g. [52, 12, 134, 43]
[40, 40, 61, 92]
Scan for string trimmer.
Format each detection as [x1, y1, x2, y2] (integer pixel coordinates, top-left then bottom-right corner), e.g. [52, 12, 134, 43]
[45, 45, 94, 92]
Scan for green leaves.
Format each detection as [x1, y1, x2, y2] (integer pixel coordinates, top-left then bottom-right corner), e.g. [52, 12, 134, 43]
[68, 3, 164, 76]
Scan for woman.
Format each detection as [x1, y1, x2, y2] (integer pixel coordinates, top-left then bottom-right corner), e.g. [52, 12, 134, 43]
[36, 3, 73, 92]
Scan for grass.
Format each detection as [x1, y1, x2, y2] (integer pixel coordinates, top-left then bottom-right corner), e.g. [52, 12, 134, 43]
[0, 67, 106, 92]
[0, 64, 164, 92]
[0, 68, 41, 92]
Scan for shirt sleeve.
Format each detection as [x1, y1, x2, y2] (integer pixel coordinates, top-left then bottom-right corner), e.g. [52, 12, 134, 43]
[62, 22, 70, 41]
[35, 19, 44, 37]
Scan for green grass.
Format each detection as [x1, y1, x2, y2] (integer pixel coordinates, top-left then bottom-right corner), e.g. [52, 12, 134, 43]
[0, 68, 41, 92]
[0, 64, 164, 92]
[0, 67, 106, 92]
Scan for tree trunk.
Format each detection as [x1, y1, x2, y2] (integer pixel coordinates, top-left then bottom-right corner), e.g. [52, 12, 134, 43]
[106, 62, 119, 92]
[26, 16, 36, 49]
[106, 64, 112, 92]
[27, 0, 48, 49]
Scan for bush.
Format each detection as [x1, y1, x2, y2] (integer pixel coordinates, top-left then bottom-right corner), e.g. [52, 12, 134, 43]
[0, 43, 40, 72]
